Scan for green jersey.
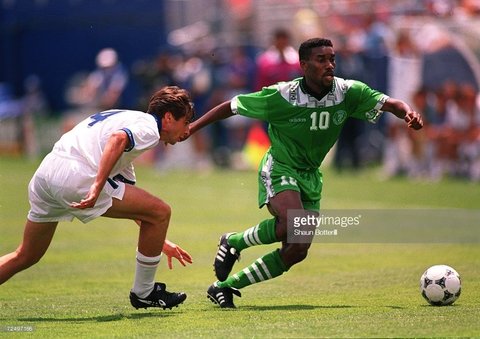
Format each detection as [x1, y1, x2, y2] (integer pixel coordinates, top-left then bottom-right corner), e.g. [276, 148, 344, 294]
[231, 77, 388, 170]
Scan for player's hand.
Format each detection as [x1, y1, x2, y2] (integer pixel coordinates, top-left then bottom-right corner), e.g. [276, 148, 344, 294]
[405, 111, 423, 130]
[70, 185, 101, 209]
[162, 239, 193, 269]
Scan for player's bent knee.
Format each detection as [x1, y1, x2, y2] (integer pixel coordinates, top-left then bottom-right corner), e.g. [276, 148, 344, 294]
[297, 246, 310, 262]
[151, 199, 171, 222]
[283, 243, 311, 266]
[294, 244, 310, 263]
[15, 249, 43, 270]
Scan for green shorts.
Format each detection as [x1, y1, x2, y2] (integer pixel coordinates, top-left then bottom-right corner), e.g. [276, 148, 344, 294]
[257, 151, 322, 212]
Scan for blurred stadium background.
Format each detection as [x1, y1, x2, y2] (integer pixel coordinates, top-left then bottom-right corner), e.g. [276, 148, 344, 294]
[1, 0, 480, 181]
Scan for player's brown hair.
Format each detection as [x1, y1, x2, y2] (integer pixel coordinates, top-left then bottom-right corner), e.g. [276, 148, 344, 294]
[147, 86, 194, 122]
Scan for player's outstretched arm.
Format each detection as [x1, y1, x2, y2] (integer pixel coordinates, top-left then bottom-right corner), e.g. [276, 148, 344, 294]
[381, 98, 423, 130]
[181, 100, 233, 141]
[162, 239, 193, 269]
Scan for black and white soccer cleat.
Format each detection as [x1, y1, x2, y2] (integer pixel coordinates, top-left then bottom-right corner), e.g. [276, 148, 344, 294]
[130, 282, 187, 310]
[214, 233, 240, 281]
[207, 282, 241, 309]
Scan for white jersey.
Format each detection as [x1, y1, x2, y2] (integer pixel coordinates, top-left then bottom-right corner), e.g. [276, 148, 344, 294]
[27, 109, 160, 223]
[52, 109, 160, 182]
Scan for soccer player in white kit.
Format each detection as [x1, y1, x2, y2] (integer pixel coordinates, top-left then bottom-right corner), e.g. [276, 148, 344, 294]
[0, 86, 194, 310]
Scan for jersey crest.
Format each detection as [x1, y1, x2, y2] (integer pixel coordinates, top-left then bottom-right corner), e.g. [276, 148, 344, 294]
[332, 110, 347, 125]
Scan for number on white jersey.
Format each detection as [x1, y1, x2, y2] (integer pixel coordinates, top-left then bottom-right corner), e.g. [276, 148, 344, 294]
[88, 110, 123, 127]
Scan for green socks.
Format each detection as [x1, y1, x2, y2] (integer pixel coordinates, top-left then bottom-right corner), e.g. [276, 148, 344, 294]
[218, 218, 286, 290]
[227, 218, 277, 251]
[217, 249, 288, 289]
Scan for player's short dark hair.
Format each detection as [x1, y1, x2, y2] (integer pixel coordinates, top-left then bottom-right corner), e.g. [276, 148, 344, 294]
[298, 38, 334, 61]
[147, 86, 195, 122]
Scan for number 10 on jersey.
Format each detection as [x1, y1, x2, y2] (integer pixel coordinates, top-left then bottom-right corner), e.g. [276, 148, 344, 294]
[310, 111, 329, 131]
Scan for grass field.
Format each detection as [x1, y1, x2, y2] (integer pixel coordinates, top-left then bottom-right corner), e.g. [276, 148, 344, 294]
[0, 156, 479, 338]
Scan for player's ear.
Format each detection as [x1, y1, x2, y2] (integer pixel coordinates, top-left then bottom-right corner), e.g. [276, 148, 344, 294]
[300, 59, 307, 71]
[164, 112, 173, 122]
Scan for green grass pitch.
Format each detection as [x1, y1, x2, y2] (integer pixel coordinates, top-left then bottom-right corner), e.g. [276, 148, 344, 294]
[0, 157, 479, 338]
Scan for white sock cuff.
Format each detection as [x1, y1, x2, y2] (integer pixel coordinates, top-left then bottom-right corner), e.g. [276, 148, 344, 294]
[136, 249, 162, 265]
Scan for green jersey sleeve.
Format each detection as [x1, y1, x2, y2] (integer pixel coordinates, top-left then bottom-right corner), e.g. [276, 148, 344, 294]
[230, 85, 281, 121]
[346, 80, 388, 122]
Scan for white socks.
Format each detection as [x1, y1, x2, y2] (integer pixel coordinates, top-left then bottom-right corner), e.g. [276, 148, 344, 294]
[131, 250, 161, 298]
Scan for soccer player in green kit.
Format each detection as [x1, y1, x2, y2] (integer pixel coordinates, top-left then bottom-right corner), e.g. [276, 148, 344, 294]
[184, 38, 424, 308]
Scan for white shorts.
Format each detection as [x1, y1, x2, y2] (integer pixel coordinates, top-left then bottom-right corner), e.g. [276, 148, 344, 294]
[27, 152, 125, 224]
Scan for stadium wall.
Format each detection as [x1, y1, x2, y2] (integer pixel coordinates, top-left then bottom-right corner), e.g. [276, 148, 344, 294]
[0, 0, 167, 113]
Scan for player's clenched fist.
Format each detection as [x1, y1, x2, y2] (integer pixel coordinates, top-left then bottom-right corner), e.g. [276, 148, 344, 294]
[405, 111, 423, 130]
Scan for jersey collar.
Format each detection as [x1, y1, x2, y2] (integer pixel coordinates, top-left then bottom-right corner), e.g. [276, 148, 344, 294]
[300, 77, 335, 101]
[151, 113, 162, 133]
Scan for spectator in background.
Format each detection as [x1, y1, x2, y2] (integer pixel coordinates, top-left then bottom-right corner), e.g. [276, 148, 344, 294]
[409, 82, 480, 181]
[207, 46, 256, 169]
[87, 48, 129, 111]
[21, 75, 50, 158]
[132, 51, 176, 111]
[255, 28, 302, 90]
[362, 13, 392, 93]
[383, 30, 422, 178]
[333, 37, 367, 171]
[454, 84, 480, 180]
[63, 48, 129, 132]
[239, 29, 303, 169]
[0, 83, 23, 155]
[161, 49, 214, 171]
[130, 51, 181, 166]
[434, 83, 480, 180]
[425, 81, 461, 179]
[223, 46, 257, 166]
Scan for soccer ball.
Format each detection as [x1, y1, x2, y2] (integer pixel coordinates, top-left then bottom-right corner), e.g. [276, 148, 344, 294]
[420, 265, 461, 306]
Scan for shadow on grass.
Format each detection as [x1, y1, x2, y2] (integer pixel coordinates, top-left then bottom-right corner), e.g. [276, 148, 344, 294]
[16, 312, 175, 323]
[384, 305, 405, 309]
[420, 303, 460, 308]
[240, 304, 357, 311]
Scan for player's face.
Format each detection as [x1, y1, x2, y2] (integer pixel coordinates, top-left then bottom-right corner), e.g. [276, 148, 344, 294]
[301, 46, 336, 90]
[161, 112, 190, 145]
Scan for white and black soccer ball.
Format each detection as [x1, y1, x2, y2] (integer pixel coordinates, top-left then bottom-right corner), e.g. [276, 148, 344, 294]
[420, 265, 461, 306]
